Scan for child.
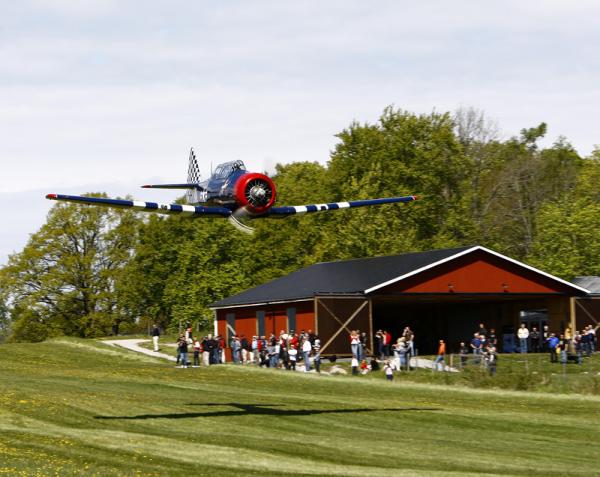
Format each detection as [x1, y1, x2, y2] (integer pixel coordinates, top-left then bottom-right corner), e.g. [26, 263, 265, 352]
[351, 356, 359, 375]
[360, 359, 370, 374]
[288, 345, 298, 371]
[383, 360, 394, 381]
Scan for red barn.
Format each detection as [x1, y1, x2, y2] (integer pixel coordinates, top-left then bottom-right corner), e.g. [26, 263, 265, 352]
[210, 246, 590, 355]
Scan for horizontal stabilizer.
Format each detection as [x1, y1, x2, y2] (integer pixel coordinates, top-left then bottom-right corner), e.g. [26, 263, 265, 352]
[45, 194, 231, 217]
[266, 195, 418, 217]
[141, 183, 205, 191]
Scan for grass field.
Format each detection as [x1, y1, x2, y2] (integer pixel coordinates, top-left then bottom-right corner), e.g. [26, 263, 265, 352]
[1, 338, 599, 476]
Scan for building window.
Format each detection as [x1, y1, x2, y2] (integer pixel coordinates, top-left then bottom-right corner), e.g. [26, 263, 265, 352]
[226, 313, 235, 344]
[287, 307, 296, 333]
[257, 310, 265, 337]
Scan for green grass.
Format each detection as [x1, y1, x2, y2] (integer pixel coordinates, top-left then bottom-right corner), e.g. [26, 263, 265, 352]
[1, 339, 599, 476]
[352, 353, 600, 395]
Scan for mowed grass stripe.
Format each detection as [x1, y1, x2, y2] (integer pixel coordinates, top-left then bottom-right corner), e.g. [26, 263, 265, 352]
[0, 338, 598, 476]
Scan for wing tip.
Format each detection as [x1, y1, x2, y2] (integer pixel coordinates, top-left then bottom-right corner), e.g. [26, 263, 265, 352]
[141, 185, 152, 188]
[46, 193, 58, 200]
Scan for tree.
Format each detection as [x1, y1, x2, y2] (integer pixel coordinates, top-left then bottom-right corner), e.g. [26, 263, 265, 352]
[0, 194, 140, 340]
[528, 153, 600, 279]
[323, 107, 470, 252]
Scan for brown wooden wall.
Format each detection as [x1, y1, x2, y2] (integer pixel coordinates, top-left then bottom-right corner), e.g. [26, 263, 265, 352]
[316, 297, 370, 356]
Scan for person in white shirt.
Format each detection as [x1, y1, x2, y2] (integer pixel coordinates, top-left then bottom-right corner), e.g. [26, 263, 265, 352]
[288, 345, 298, 371]
[517, 323, 530, 353]
[302, 338, 312, 372]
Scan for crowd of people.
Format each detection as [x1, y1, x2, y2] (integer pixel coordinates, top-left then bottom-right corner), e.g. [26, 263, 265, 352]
[153, 320, 598, 377]
[455, 322, 599, 372]
[174, 328, 323, 372]
[513, 323, 597, 364]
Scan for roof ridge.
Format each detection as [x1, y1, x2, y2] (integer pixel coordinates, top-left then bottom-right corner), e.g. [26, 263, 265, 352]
[310, 245, 477, 267]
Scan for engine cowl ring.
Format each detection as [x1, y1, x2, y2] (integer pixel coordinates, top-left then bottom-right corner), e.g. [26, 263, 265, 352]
[234, 173, 276, 214]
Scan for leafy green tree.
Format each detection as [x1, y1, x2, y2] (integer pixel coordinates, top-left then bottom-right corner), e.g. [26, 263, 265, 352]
[323, 107, 470, 254]
[0, 194, 139, 340]
[528, 153, 600, 279]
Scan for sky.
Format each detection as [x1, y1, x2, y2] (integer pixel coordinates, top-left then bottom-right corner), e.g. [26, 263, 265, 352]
[1, 1, 599, 264]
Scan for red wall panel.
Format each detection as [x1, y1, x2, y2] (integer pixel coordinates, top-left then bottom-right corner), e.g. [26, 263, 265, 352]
[379, 250, 574, 295]
[215, 301, 316, 346]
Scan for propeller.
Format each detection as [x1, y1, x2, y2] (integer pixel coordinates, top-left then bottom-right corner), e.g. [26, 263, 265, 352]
[228, 207, 255, 234]
[230, 173, 276, 234]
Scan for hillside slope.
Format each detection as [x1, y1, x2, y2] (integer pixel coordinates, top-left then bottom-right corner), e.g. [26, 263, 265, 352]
[0, 338, 598, 476]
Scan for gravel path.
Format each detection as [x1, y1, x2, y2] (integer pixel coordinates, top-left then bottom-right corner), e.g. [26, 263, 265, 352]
[103, 339, 176, 362]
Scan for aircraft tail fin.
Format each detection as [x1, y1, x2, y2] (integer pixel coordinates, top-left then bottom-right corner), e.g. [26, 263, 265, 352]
[186, 148, 203, 204]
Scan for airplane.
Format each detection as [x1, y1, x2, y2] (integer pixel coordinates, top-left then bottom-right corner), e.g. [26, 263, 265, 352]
[46, 149, 419, 233]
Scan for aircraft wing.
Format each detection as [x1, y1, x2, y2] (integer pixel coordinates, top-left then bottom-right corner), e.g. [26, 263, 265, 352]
[265, 195, 418, 217]
[141, 183, 205, 190]
[45, 194, 232, 217]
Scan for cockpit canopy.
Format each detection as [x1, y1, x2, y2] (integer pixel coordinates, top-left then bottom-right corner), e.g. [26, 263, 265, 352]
[213, 160, 246, 179]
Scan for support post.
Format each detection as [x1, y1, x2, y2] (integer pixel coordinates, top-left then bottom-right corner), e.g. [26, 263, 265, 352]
[570, 297, 576, 336]
[368, 298, 374, 357]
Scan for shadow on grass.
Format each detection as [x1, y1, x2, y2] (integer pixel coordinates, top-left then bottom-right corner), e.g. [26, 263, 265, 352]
[95, 402, 441, 420]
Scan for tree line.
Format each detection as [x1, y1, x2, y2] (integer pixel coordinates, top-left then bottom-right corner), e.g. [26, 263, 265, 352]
[1, 107, 599, 341]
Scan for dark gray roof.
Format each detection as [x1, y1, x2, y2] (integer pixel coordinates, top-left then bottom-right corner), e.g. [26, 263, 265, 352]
[210, 246, 475, 308]
[572, 276, 600, 295]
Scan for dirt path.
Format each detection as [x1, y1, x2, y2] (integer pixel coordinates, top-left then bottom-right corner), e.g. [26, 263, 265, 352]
[103, 339, 176, 362]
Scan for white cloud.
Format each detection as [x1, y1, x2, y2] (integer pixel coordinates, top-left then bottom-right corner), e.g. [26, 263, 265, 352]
[1, 0, 599, 262]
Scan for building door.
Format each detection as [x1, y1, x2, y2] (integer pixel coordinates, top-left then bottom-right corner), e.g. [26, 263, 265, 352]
[516, 309, 548, 352]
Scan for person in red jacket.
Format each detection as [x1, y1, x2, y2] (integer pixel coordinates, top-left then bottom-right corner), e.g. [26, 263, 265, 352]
[383, 330, 392, 358]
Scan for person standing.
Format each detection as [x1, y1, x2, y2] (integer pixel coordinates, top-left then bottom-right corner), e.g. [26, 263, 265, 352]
[313, 335, 321, 373]
[484, 345, 497, 375]
[251, 335, 259, 364]
[517, 324, 529, 353]
[360, 331, 368, 361]
[403, 327, 415, 358]
[530, 327, 540, 353]
[542, 325, 550, 352]
[590, 325, 598, 353]
[207, 334, 218, 365]
[192, 337, 201, 367]
[434, 339, 446, 371]
[177, 336, 189, 368]
[240, 335, 249, 364]
[557, 334, 568, 365]
[302, 337, 312, 372]
[383, 330, 392, 358]
[288, 345, 297, 371]
[267, 342, 278, 368]
[151, 324, 160, 352]
[351, 356, 359, 375]
[375, 330, 384, 360]
[350, 331, 360, 360]
[470, 333, 482, 364]
[459, 341, 469, 368]
[230, 335, 241, 364]
[582, 329, 592, 357]
[201, 335, 210, 366]
[547, 333, 559, 363]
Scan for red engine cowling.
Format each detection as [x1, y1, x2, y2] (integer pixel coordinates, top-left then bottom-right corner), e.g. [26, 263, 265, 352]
[234, 173, 277, 214]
